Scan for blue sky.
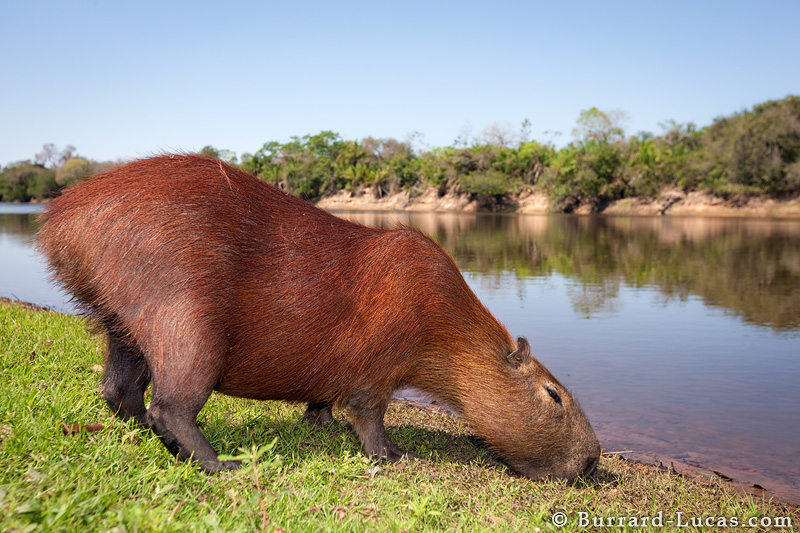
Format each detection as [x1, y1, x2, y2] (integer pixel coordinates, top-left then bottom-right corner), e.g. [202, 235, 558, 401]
[2, 0, 798, 166]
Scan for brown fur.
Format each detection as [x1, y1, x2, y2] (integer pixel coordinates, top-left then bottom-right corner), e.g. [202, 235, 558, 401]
[37, 154, 600, 479]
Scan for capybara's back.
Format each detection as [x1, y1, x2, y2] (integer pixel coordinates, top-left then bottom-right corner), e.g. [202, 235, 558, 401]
[37, 154, 600, 479]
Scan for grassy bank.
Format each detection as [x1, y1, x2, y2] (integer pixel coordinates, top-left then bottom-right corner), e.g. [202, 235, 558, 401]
[1, 300, 796, 531]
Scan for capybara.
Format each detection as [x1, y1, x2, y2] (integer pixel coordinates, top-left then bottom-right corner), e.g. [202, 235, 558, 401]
[37, 154, 600, 480]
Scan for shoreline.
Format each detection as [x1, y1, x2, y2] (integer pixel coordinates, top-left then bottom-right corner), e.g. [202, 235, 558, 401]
[394, 397, 800, 508]
[6, 189, 800, 218]
[316, 187, 800, 218]
[2, 295, 797, 507]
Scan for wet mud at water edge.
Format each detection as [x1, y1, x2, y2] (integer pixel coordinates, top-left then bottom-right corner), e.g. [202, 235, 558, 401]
[2, 204, 799, 501]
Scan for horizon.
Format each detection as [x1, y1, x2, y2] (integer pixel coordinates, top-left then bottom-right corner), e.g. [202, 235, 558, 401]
[2, 0, 799, 167]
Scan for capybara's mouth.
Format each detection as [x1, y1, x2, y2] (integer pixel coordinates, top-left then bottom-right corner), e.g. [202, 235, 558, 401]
[507, 451, 600, 483]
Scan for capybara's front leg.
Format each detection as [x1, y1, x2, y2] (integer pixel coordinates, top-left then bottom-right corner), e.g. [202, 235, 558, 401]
[102, 334, 150, 424]
[346, 391, 415, 462]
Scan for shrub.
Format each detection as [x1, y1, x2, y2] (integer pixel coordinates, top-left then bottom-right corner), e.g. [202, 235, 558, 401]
[0, 163, 57, 201]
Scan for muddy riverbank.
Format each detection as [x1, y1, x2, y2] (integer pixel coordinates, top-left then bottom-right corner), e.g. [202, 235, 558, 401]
[316, 186, 800, 218]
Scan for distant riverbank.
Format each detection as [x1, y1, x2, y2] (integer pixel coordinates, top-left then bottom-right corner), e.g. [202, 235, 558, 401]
[317, 186, 800, 218]
[9, 190, 800, 218]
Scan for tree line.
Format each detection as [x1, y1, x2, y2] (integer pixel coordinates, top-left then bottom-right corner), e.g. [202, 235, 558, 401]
[0, 144, 117, 203]
[2, 95, 798, 209]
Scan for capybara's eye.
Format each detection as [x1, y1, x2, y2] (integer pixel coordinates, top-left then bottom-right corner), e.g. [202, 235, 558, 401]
[545, 385, 562, 405]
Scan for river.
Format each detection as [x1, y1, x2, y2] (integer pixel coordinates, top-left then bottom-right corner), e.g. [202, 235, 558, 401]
[2, 203, 799, 501]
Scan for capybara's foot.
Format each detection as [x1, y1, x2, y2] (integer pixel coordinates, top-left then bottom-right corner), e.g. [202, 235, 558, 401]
[145, 404, 227, 471]
[374, 441, 417, 463]
[303, 402, 334, 428]
[199, 459, 242, 473]
[400, 450, 419, 461]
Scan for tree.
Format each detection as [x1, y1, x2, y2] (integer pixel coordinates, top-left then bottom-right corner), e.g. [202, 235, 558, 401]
[56, 157, 91, 187]
[404, 131, 426, 154]
[359, 137, 411, 163]
[0, 162, 57, 201]
[519, 118, 532, 145]
[702, 95, 800, 193]
[658, 120, 700, 151]
[34, 144, 59, 167]
[218, 149, 237, 164]
[34, 143, 77, 168]
[198, 145, 238, 164]
[27, 168, 58, 199]
[454, 121, 473, 148]
[198, 145, 220, 159]
[571, 108, 628, 143]
[479, 121, 520, 147]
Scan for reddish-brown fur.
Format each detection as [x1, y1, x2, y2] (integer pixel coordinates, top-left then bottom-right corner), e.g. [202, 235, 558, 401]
[37, 154, 600, 480]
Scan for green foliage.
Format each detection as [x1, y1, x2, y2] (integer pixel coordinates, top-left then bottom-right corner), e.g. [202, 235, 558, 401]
[543, 141, 625, 205]
[243, 132, 422, 199]
[234, 97, 797, 207]
[0, 163, 57, 201]
[572, 107, 627, 143]
[700, 95, 800, 194]
[198, 145, 238, 164]
[621, 136, 664, 197]
[5, 96, 799, 207]
[55, 157, 90, 187]
[459, 169, 516, 196]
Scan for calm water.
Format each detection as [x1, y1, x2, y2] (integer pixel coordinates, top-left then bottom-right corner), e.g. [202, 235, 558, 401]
[2, 203, 799, 500]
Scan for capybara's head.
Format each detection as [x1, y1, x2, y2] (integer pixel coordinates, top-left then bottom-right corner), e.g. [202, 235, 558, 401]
[462, 337, 600, 482]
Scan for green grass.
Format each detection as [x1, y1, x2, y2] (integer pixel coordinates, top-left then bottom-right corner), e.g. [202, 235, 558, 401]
[1, 300, 797, 531]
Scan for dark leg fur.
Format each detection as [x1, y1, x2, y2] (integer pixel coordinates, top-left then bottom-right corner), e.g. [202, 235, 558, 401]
[102, 334, 150, 424]
[141, 334, 240, 473]
[145, 400, 241, 473]
[346, 389, 416, 462]
[303, 402, 333, 427]
[101, 333, 236, 471]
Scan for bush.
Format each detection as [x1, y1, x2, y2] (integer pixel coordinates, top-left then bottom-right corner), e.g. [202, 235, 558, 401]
[56, 158, 91, 188]
[459, 169, 516, 196]
[544, 141, 625, 203]
[701, 96, 800, 194]
[0, 163, 57, 201]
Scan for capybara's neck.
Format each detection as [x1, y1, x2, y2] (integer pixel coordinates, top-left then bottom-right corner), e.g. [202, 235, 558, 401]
[406, 330, 514, 416]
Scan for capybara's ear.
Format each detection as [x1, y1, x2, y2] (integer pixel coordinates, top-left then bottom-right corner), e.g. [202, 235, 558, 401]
[506, 337, 531, 368]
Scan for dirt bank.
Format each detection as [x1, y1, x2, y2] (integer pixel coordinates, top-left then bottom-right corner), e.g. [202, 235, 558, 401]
[316, 187, 800, 218]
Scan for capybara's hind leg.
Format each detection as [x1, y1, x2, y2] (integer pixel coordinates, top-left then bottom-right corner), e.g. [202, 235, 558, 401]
[143, 344, 240, 473]
[303, 401, 333, 427]
[145, 402, 240, 472]
[145, 394, 241, 472]
[102, 334, 150, 424]
[347, 391, 415, 462]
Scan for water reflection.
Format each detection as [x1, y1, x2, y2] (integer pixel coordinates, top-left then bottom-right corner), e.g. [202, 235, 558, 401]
[336, 212, 800, 332]
[1, 211, 42, 237]
[0, 204, 70, 309]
